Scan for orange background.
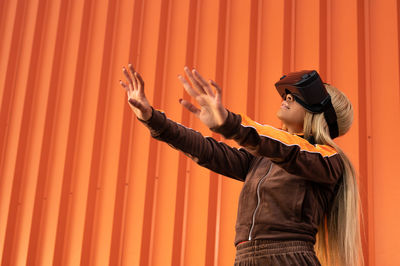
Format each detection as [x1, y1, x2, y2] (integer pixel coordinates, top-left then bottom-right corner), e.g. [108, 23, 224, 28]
[1, 0, 400, 265]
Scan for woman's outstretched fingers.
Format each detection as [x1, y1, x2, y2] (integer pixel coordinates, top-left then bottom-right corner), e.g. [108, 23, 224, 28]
[123, 67, 134, 88]
[135, 72, 145, 95]
[128, 64, 138, 89]
[210, 80, 222, 101]
[193, 70, 215, 97]
[184, 67, 206, 94]
[121, 64, 153, 121]
[120, 80, 130, 94]
[193, 69, 209, 86]
[128, 64, 135, 73]
[179, 99, 201, 116]
[178, 75, 200, 98]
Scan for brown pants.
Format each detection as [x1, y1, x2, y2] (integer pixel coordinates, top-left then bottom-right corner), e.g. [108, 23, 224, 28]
[234, 239, 321, 266]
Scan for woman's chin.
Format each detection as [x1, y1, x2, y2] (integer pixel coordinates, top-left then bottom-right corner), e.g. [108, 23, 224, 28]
[276, 110, 285, 121]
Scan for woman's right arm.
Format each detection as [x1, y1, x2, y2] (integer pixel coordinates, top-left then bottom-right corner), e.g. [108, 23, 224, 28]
[120, 64, 254, 181]
[139, 108, 253, 181]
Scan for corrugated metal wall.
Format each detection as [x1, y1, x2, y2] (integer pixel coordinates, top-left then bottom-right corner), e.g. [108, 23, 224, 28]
[1, 0, 399, 265]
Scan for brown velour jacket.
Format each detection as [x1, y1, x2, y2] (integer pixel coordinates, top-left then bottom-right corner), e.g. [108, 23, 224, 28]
[139, 108, 343, 246]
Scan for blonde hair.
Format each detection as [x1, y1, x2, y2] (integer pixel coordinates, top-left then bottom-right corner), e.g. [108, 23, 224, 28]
[303, 84, 363, 266]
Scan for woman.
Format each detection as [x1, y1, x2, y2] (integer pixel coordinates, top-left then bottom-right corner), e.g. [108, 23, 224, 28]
[119, 65, 363, 265]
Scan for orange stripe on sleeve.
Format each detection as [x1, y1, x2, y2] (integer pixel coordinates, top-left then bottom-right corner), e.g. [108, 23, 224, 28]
[240, 114, 338, 157]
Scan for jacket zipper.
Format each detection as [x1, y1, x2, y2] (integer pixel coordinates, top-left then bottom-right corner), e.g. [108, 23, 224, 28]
[248, 164, 272, 240]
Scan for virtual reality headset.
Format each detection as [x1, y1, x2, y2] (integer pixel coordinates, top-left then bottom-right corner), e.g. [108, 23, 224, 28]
[274, 70, 339, 139]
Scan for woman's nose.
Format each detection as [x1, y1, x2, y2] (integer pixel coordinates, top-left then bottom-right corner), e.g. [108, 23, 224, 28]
[285, 94, 294, 102]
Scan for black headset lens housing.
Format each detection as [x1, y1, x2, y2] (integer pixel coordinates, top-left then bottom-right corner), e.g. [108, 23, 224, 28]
[274, 70, 339, 139]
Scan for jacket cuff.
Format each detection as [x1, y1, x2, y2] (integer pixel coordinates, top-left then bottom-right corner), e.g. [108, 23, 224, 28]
[137, 107, 167, 136]
[210, 110, 242, 139]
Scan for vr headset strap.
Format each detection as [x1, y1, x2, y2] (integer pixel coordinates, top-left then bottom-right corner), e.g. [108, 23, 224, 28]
[323, 99, 339, 139]
[293, 95, 339, 139]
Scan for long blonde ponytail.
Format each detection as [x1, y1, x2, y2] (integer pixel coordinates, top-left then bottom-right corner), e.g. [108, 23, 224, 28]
[303, 84, 363, 266]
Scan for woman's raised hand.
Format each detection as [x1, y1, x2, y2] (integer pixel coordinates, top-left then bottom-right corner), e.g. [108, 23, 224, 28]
[178, 67, 228, 129]
[120, 64, 152, 121]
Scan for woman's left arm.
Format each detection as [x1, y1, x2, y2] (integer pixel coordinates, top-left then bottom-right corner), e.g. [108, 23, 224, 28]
[210, 110, 343, 185]
[179, 68, 343, 185]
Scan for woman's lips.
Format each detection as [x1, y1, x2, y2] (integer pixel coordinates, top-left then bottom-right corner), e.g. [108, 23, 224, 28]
[281, 102, 290, 109]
